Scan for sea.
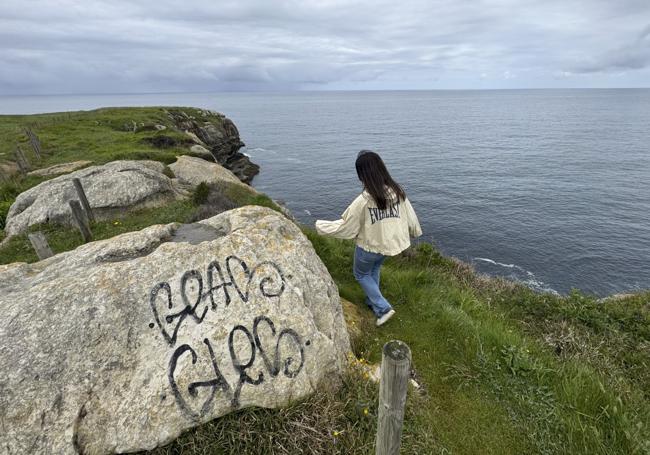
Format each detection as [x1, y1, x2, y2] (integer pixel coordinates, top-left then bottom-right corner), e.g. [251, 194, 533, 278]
[1, 89, 649, 296]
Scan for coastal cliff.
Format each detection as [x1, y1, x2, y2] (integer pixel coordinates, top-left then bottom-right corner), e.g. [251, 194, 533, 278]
[0, 108, 648, 455]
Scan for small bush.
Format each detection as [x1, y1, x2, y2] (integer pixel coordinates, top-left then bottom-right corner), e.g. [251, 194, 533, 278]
[142, 135, 180, 148]
[192, 182, 210, 205]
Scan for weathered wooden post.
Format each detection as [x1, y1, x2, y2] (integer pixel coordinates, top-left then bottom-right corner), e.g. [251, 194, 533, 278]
[14, 146, 30, 173]
[69, 200, 92, 242]
[28, 232, 54, 260]
[376, 340, 411, 455]
[24, 128, 42, 159]
[72, 178, 95, 223]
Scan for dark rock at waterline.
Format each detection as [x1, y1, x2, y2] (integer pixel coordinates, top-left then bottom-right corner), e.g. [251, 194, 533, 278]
[167, 109, 260, 183]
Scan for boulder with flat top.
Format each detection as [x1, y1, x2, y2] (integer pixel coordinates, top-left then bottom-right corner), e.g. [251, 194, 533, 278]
[0, 206, 350, 454]
[169, 155, 247, 188]
[4, 160, 184, 237]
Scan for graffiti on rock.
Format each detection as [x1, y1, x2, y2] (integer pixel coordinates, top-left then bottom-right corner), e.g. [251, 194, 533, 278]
[148, 255, 309, 418]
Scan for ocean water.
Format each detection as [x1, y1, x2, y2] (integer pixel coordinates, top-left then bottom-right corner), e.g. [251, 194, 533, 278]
[1, 89, 649, 296]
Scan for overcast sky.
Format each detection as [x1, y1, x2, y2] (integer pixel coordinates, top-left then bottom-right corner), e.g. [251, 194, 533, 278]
[1, 0, 649, 94]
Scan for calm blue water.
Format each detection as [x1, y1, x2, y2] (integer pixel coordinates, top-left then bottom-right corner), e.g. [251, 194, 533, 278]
[1, 90, 649, 296]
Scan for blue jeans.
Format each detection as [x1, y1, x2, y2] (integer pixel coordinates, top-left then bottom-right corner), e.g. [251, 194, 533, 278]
[353, 245, 393, 317]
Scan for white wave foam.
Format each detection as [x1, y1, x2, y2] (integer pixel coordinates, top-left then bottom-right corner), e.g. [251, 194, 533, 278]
[304, 209, 312, 216]
[474, 257, 559, 295]
[475, 257, 517, 269]
[249, 147, 267, 152]
[521, 278, 560, 295]
[242, 152, 251, 158]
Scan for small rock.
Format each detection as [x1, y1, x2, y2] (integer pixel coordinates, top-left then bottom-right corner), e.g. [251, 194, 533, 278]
[27, 160, 93, 177]
[0, 161, 20, 178]
[169, 155, 247, 188]
[189, 144, 215, 161]
[184, 130, 208, 147]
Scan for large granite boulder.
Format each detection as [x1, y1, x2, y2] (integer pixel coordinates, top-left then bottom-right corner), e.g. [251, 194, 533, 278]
[0, 206, 350, 454]
[167, 109, 260, 183]
[4, 160, 184, 237]
[169, 155, 247, 188]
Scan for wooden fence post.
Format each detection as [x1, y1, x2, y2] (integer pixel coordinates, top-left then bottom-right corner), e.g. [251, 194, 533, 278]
[72, 178, 95, 223]
[376, 340, 411, 455]
[28, 232, 54, 260]
[69, 200, 92, 242]
[24, 128, 43, 159]
[14, 146, 30, 173]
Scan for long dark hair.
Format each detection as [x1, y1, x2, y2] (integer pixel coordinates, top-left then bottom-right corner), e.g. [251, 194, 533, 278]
[355, 150, 406, 210]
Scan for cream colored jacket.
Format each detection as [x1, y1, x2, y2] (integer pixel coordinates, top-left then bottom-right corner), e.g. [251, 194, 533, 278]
[315, 191, 422, 256]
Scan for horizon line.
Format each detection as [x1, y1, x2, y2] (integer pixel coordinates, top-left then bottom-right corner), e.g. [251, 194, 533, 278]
[1, 87, 650, 97]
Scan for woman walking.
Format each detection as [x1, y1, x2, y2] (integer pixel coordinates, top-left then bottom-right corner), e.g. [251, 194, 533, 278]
[315, 150, 422, 327]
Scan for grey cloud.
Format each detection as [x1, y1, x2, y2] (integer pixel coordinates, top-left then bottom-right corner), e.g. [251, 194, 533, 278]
[1, 0, 649, 94]
[570, 24, 650, 73]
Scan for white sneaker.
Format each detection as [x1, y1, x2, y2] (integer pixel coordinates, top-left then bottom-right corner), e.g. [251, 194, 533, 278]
[376, 309, 395, 327]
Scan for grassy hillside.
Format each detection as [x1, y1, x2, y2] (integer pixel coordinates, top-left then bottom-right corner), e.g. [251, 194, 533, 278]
[1, 108, 648, 454]
[0, 106, 220, 232]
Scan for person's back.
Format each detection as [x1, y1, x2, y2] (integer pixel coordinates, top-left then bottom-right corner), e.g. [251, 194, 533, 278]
[317, 188, 421, 255]
[315, 150, 422, 326]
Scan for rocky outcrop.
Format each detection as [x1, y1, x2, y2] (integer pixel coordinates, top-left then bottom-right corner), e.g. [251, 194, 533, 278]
[4, 160, 183, 237]
[188, 144, 214, 161]
[169, 155, 246, 188]
[0, 206, 350, 454]
[167, 109, 260, 183]
[27, 160, 93, 177]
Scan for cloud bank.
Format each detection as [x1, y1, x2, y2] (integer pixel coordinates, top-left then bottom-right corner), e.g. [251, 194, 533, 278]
[1, 0, 649, 94]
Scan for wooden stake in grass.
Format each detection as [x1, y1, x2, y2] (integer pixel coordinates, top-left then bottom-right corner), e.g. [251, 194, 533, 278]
[376, 340, 411, 455]
[24, 128, 43, 159]
[28, 232, 54, 260]
[72, 178, 95, 223]
[69, 200, 92, 242]
[14, 146, 30, 173]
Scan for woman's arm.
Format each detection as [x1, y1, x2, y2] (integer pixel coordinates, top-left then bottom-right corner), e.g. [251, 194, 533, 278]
[404, 198, 422, 238]
[315, 195, 365, 239]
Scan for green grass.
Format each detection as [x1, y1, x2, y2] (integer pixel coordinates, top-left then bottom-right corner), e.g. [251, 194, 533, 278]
[301, 236, 649, 454]
[0, 107, 208, 169]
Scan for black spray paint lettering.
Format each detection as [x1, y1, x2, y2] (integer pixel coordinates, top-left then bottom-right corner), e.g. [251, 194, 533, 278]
[149, 255, 285, 347]
[168, 316, 308, 418]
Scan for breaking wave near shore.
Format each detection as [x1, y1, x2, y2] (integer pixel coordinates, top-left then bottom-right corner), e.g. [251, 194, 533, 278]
[473, 257, 559, 295]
